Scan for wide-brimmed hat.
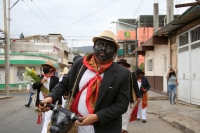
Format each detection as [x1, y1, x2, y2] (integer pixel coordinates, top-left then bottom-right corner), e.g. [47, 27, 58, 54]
[60, 67, 69, 75]
[92, 30, 120, 49]
[117, 59, 131, 68]
[68, 55, 82, 64]
[136, 69, 145, 75]
[41, 60, 56, 72]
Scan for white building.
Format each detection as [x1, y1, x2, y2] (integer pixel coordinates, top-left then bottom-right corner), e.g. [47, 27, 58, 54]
[0, 34, 69, 89]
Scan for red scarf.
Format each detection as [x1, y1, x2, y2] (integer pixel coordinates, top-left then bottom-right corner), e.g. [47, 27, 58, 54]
[71, 55, 113, 114]
[42, 73, 54, 78]
[138, 79, 148, 109]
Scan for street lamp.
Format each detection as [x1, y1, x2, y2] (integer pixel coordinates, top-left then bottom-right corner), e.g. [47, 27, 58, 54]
[111, 20, 138, 69]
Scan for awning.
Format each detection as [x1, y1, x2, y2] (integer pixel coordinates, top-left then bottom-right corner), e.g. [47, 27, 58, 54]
[154, 5, 200, 35]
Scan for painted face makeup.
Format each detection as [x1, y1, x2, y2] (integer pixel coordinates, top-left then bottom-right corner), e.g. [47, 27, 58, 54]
[94, 39, 116, 62]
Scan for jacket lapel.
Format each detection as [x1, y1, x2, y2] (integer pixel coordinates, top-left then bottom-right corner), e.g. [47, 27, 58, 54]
[49, 76, 54, 91]
[96, 63, 117, 107]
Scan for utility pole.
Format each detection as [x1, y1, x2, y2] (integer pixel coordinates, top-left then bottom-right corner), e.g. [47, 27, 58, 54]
[5, 0, 11, 96]
[166, 0, 174, 24]
[135, 24, 138, 70]
[153, 3, 159, 33]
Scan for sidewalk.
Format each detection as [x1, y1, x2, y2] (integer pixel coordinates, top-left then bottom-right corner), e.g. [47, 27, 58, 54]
[147, 91, 200, 133]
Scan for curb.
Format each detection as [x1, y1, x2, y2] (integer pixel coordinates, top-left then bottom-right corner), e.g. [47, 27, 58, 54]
[0, 89, 28, 93]
[162, 113, 200, 133]
[0, 96, 14, 100]
[149, 96, 168, 100]
[147, 110, 200, 133]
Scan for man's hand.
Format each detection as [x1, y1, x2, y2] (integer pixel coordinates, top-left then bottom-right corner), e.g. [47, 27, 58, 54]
[39, 97, 53, 112]
[41, 78, 47, 84]
[75, 114, 98, 126]
[137, 98, 141, 102]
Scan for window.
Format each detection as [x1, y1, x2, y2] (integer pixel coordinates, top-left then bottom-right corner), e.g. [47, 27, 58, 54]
[179, 32, 188, 47]
[147, 59, 153, 71]
[191, 26, 200, 42]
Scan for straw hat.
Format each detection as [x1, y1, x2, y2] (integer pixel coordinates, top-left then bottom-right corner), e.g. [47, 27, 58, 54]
[41, 60, 56, 72]
[92, 30, 119, 49]
[60, 67, 69, 75]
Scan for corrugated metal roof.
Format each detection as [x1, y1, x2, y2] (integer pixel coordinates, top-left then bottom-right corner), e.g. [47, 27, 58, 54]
[154, 5, 200, 35]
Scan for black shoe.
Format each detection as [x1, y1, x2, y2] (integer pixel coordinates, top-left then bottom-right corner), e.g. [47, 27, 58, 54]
[25, 104, 30, 107]
[142, 119, 146, 123]
[173, 101, 176, 104]
[137, 118, 140, 121]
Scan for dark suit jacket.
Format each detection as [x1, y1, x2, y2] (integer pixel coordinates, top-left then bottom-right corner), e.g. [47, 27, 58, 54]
[132, 72, 150, 98]
[49, 57, 130, 133]
[32, 75, 61, 107]
[130, 72, 141, 102]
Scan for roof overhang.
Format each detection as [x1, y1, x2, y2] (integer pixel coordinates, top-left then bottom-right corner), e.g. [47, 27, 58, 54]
[134, 35, 168, 53]
[154, 5, 200, 35]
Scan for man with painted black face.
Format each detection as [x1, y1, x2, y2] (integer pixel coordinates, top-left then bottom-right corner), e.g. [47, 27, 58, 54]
[32, 61, 61, 133]
[40, 30, 130, 133]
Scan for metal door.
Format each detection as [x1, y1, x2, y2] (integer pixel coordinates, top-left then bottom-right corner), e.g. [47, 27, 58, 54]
[190, 43, 200, 105]
[178, 46, 190, 103]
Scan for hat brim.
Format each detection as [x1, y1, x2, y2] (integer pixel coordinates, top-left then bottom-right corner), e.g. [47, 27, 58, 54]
[92, 37, 119, 49]
[136, 71, 145, 74]
[68, 62, 73, 64]
[41, 64, 56, 72]
[60, 72, 68, 75]
[117, 61, 131, 68]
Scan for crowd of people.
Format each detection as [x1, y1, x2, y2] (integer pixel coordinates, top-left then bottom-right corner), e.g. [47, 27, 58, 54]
[24, 30, 177, 133]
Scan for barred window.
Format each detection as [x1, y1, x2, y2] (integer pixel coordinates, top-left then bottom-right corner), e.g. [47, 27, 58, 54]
[147, 59, 153, 71]
[179, 32, 188, 47]
[191, 26, 200, 42]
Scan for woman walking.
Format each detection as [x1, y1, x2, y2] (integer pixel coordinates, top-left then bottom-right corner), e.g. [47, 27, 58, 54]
[166, 69, 178, 105]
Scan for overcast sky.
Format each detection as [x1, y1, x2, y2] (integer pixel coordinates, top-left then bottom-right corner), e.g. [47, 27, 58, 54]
[0, 0, 195, 47]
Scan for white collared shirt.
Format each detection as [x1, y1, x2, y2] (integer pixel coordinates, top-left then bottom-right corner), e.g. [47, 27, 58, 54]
[78, 69, 104, 133]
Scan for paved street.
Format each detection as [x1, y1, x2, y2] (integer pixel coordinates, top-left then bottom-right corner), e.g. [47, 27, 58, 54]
[0, 92, 182, 133]
[127, 107, 182, 133]
[0, 92, 42, 133]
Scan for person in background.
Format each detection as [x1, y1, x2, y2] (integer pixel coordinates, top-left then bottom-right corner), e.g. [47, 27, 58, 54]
[166, 69, 178, 105]
[68, 55, 82, 70]
[32, 61, 61, 133]
[117, 59, 140, 133]
[133, 69, 150, 123]
[59, 67, 69, 108]
[39, 30, 130, 133]
[25, 82, 36, 107]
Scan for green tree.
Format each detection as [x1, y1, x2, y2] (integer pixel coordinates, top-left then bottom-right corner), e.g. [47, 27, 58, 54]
[132, 63, 145, 72]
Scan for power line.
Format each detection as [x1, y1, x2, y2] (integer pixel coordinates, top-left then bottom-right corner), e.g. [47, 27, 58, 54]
[22, 1, 55, 32]
[31, 1, 60, 33]
[124, 0, 144, 32]
[132, 0, 144, 19]
[58, 0, 117, 31]
[11, 19, 110, 23]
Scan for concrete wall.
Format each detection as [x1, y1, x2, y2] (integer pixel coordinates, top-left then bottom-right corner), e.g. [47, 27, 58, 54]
[145, 45, 168, 92]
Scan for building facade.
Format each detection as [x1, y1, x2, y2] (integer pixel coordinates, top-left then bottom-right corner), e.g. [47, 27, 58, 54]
[0, 34, 69, 90]
[136, 5, 200, 105]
